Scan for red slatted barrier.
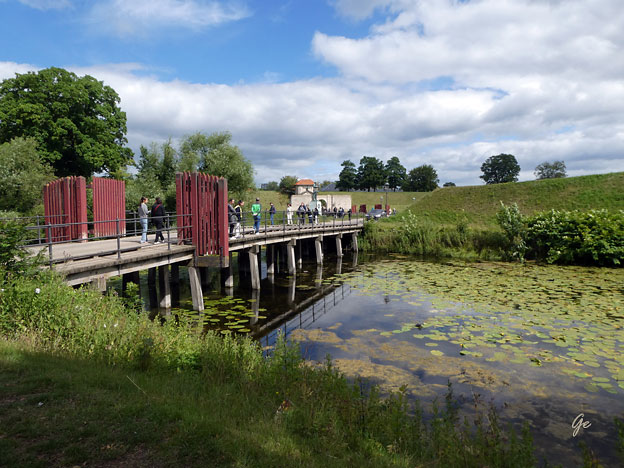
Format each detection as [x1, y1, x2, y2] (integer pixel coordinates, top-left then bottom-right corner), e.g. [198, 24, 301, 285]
[43, 176, 87, 242]
[92, 178, 126, 237]
[176, 172, 228, 257]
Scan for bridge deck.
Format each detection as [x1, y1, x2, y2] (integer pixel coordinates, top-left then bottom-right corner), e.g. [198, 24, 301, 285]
[25, 219, 363, 286]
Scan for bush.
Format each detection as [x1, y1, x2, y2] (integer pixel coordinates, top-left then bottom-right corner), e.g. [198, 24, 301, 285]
[496, 202, 527, 261]
[525, 209, 624, 266]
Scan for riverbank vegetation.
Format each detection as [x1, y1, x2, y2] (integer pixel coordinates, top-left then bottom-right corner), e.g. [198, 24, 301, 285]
[359, 172, 624, 266]
[0, 220, 543, 467]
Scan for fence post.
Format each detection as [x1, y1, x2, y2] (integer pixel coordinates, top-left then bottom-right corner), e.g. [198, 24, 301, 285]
[116, 218, 121, 259]
[47, 224, 53, 267]
[166, 214, 171, 251]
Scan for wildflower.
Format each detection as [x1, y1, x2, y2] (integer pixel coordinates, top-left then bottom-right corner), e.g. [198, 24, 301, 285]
[114, 323, 118, 328]
[35, 288, 41, 294]
[103, 323, 107, 328]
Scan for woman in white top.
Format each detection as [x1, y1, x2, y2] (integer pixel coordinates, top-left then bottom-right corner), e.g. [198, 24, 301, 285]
[286, 203, 293, 225]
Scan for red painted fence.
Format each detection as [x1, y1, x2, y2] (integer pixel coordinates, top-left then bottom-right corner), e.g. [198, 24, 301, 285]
[43, 176, 87, 242]
[176, 172, 228, 257]
[92, 178, 126, 237]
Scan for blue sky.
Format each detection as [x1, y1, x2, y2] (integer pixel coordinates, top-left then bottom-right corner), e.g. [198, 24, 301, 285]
[1, 0, 623, 185]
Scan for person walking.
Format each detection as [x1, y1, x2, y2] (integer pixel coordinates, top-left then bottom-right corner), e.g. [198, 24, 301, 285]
[234, 200, 244, 237]
[151, 197, 165, 244]
[306, 204, 313, 225]
[139, 197, 149, 243]
[297, 202, 306, 225]
[286, 203, 293, 225]
[228, 198, 237, 238]
[251, 198, 261, 233]
[269, 202, 276, 225]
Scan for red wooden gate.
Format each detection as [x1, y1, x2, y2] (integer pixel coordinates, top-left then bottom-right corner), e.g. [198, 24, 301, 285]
[43, 176, 88, 242]
[176, 172, 228, 257]
[92, 178, 126, 237]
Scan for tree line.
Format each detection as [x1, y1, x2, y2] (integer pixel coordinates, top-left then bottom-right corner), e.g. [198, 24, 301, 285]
[0, 67, 569, 215]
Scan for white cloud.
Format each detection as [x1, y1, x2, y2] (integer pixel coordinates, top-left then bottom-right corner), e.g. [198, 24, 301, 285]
[86, 0, 250, 37]
[17, 0, 70, 10]
[2, 0, 623, 185]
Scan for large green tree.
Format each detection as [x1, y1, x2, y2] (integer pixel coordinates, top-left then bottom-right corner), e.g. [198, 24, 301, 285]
[278, 175, 298, 196]
[534, 160, 566, 179]
[357, 156, 386, 191]
[0, 67, 133, 177]
[179, 131, 254, 197]
[480, 154, 520, 184]
[336, 160, 357, 191]
[404, 164, 439, 192]
[385, 156, 406, 191]
[0, 138, 54, 213]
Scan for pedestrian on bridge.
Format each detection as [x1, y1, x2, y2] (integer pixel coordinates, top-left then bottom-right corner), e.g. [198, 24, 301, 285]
[269, 202, 276, 225]
[234, 200, 244, 237]
[286, 203, 293, 225]
[151, 197, 165, 244]
[228, 199, 237, 237]
[139, 197, 149, 243]
[252, 198, 261, 233]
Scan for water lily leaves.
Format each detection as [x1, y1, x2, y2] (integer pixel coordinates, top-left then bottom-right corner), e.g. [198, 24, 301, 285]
[430, 350, 444, 356]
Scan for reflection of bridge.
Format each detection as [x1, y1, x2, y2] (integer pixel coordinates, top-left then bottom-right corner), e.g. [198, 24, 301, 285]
[16, 173, 363, 311]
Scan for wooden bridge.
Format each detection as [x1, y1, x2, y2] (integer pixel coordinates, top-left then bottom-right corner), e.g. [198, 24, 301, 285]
[19, 173, 364, 311]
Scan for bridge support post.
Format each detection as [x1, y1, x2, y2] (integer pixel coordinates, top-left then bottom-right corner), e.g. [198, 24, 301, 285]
[315, 235, 323, 264]
[336, 234, 343, 257]
[287, 239, 296, 275]
[158, 265, 171, 309]
[266, 245, 275, 275]
[122, 271, 140, 294]
[188, 266, 204, 311]
[248, 245, 260, 290]
[223, 252, 234, 288]
[91, 275, 107, 292]
[148, 267, 158, 309]
[352, 233, 358, 252]
[297, 241, 303, 267]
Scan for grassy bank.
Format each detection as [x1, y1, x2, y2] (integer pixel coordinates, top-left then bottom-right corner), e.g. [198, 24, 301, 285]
[359, 172, 624, 262]
[406, 172, 624, 228]
[0, 259, 537, 467]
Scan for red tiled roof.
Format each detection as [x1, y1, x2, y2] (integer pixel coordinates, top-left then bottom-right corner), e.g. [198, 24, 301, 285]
[295, 179, 314, 186]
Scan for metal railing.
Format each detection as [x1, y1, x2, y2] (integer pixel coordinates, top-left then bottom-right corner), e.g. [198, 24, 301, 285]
[0, 212, 192, 267]
[230, 209, 365, 240]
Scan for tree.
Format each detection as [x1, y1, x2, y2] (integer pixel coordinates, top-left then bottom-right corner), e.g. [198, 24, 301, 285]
[480, 154, 520, 184]
[443, 182, 456, 187]
[385, 156, 406, 191]
[279, 175, 298, 196]
[179, 132, 255, 197]
[357, 156, 386, 191]
[534, 161, 566, 179]
[263, 181, 279, 191]
[0, 67, 133, 177]
[336, 160, 357, 192]
[0, 138, 54, 213]
[404, 165, 439, 192]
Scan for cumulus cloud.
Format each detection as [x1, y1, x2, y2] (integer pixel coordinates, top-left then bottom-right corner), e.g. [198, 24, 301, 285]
[86, 0, 250, 37]
[2, 0, 623, 185]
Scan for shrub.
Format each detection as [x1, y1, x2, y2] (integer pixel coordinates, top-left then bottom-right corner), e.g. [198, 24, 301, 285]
[525, 209, 624, 266]
[496, 202, 527, 261]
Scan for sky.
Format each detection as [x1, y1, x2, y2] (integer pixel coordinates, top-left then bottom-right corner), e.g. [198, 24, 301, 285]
[1, 0, 623, 186]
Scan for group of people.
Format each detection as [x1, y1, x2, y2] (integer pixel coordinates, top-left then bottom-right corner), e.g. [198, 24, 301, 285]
[139, 197, 354, 243]
[138, 196, 166, 244]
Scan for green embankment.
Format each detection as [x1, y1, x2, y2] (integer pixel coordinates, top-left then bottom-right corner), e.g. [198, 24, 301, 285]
[358, 172, 624, 260]
[406, 172, 624, 227]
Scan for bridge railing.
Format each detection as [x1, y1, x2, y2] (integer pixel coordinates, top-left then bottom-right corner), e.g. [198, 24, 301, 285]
[231, 209, 365, 239]
[1, 213, 194, 267]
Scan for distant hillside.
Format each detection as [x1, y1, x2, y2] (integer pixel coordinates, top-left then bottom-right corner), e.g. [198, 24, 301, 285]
[406, 172, 624, 227]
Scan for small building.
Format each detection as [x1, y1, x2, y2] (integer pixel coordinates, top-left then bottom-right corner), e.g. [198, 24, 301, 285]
[291, 178, 352, 212]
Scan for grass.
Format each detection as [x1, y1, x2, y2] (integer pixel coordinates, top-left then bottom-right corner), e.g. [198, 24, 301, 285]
[405, 172, 624, 228]
[0, 261, 538, 467]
